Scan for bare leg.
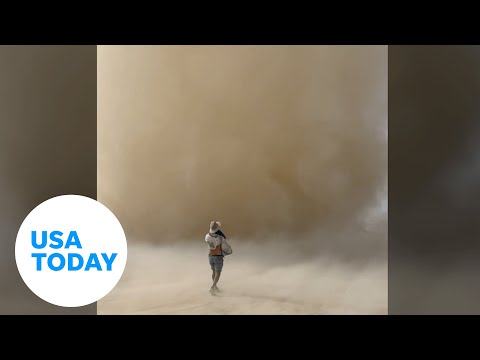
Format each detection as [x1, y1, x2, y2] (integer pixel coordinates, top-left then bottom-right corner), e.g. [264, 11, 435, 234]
[209, 270, 217, 295]
[212, 271, 221, 289]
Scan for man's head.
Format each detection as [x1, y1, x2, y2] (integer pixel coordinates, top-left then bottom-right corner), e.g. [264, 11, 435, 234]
[210, 221, 221, 233]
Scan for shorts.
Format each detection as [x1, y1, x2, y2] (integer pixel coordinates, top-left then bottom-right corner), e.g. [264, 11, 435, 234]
[209, 255, 224, 272]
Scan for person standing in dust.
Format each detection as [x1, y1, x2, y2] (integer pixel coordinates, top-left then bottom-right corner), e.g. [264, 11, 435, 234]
[205, 221, 227, 295]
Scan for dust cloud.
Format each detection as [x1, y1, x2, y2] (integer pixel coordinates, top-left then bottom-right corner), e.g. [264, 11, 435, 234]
[97, 46, 387, 314]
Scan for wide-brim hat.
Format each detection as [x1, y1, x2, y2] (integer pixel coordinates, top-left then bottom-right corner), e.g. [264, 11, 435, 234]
[209, 220, 221, 233]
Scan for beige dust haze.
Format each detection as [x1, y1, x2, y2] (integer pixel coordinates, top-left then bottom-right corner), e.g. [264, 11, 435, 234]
[97, 46, 387, 314]
[98, 46, 387, 243]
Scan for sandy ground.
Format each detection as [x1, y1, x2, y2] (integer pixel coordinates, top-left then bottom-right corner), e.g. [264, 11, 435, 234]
[98, 242, 387, 315]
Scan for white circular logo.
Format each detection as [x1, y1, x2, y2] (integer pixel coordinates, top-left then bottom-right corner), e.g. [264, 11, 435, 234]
[15, 195, 128, 307]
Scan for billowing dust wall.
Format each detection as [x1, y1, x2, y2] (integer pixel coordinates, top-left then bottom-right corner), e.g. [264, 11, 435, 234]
[98, 46, 387, 257]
